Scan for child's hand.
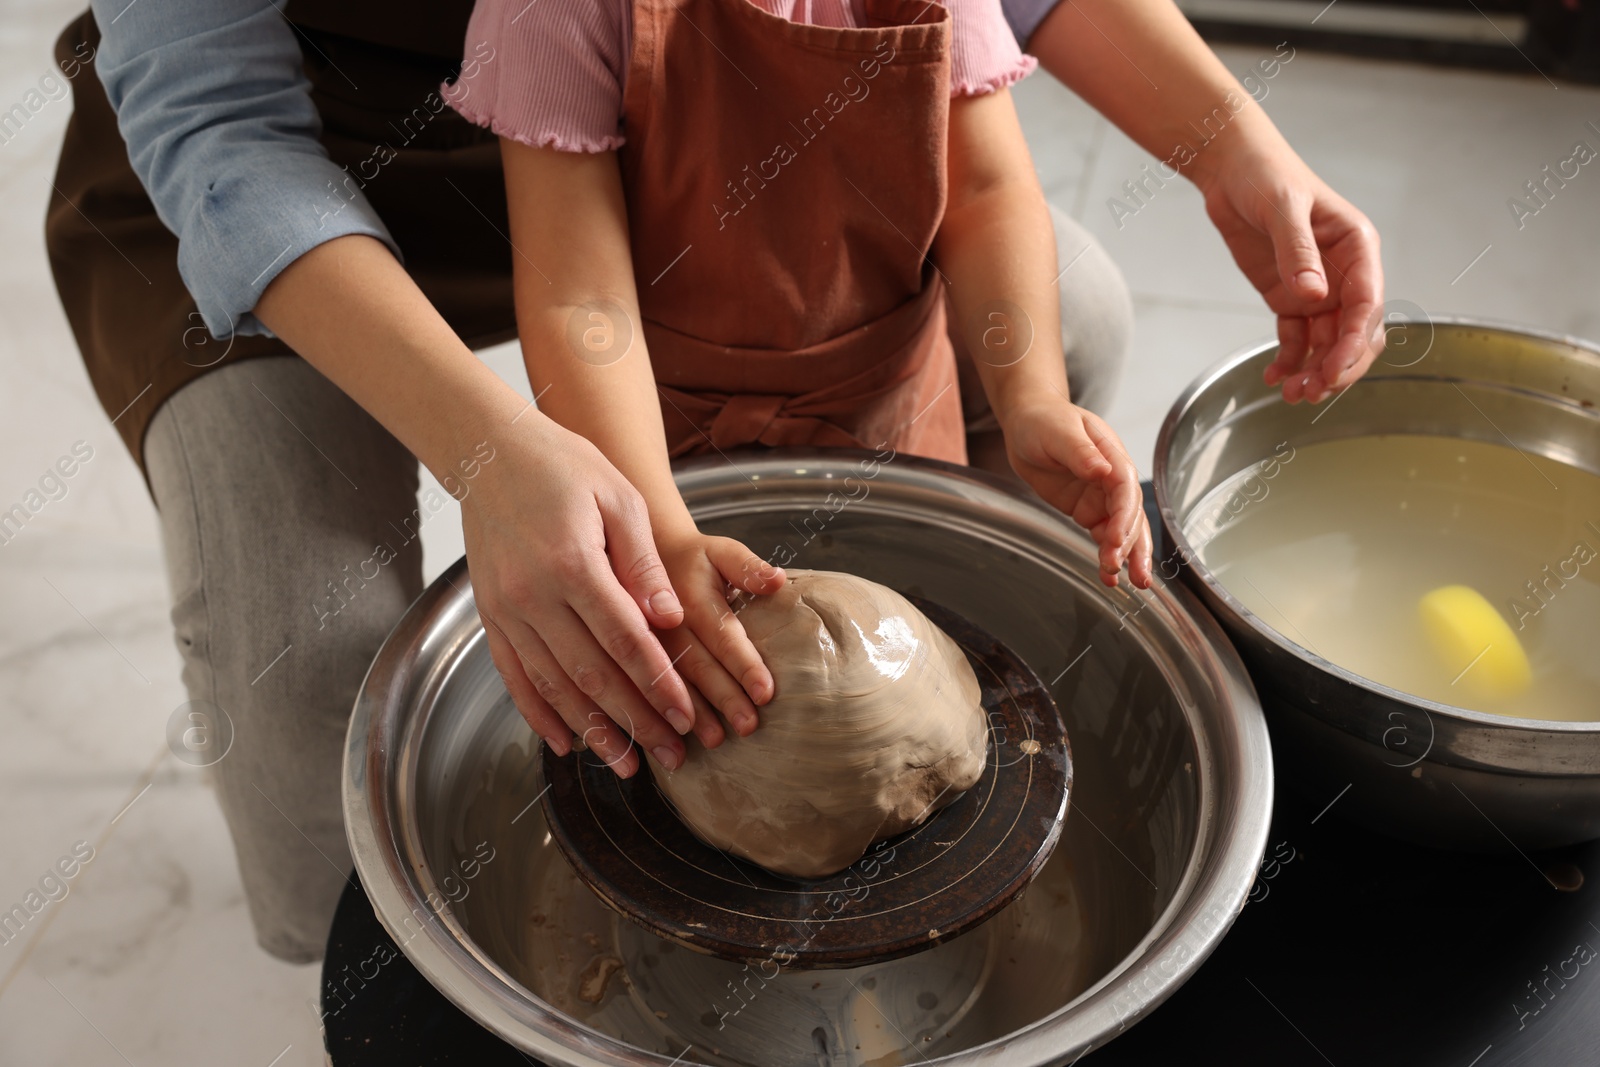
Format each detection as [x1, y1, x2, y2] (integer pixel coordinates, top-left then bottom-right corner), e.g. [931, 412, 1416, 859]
[1000, 396, 1154, 589]
[653, 529, 787, 746]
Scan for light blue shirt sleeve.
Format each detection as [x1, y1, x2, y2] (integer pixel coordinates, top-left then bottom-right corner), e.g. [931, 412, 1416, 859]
[1001, 0, 1060, 49]
[90, 0, 403, 339]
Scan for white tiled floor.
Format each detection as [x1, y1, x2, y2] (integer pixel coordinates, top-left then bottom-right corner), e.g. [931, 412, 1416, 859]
[1, 1, 1598, 1063]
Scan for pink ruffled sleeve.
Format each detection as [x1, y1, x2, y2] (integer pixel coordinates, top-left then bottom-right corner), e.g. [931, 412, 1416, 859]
[446, 0, 632, 152]
[446, 0, 1033, 151]
[948, 0, 1037, 96]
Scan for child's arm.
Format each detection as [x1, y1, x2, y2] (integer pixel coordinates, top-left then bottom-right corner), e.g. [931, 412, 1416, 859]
[499, 139, 784, 753]
[933, 89, 1154, 588]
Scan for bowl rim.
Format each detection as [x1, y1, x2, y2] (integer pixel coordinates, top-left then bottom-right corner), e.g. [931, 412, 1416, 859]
[1152, 315, 1600, 737]
[343, 451, 1275, 1066]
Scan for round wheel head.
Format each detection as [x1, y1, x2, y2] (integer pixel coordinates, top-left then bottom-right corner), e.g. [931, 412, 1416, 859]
[540, 595, 1072, 969]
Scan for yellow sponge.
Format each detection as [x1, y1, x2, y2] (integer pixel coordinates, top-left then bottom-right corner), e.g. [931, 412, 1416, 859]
[1419, 584, 1531, 702]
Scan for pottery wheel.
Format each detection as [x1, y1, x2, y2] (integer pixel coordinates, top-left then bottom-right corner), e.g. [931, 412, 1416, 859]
[539, 595, 1072, 969]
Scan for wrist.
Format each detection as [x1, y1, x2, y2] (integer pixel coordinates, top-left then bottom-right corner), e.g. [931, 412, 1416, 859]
[1183, 106, 1296, 196]
[409, 354, 543, 489]
[985, 364, 1070, 431]
[648, 499, 700, 548]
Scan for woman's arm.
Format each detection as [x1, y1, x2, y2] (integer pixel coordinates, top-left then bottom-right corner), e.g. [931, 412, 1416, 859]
[499, 139, 783, 747]
[254, 235, 699, 778]
[934, 90, 1153, 588]
[1026, 0, 1384, 404]
[90, 0, 400, 338]
[92, 0, 699, 776]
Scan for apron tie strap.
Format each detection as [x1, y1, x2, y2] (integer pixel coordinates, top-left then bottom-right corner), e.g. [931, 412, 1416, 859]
[668, 389, 873, 453]
[651, 278, 964, 462]
[709, 394, 786, 449]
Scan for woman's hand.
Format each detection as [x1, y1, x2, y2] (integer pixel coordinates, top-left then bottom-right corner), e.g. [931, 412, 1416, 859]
[1197, 144, 1386, 405]
[1001, 393, 1154, 589]
[252, 236, 700, 780]
[652, 526, 786, 746]
[1024, 0, 1387, 407]
[463, 415, 701, 779]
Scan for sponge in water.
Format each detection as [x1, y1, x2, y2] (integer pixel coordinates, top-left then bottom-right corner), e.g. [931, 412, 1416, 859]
[1418, 584, 1531, 702]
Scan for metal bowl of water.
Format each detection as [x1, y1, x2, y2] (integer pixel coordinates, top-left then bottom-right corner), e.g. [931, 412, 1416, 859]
[344, 451, 1272, 1066]
[1155, 317, 1600, 852]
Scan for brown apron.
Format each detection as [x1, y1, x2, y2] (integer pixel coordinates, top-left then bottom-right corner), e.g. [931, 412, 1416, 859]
[622, 0, 968, 465]
[45, 3, 514, 487]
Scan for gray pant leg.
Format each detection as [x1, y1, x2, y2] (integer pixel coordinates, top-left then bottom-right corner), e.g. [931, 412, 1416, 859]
[957, 203, 1134, 475]
[146, 357, 424, 964]
[1046, 203, 1133, 417]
